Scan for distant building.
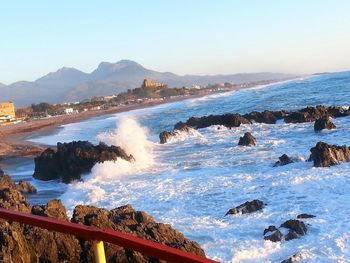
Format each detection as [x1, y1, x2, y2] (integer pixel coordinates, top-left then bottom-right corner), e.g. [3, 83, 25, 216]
[64, 108, 74, 114]
[141, 79, 165, 89]
[0, 102, 16, 125]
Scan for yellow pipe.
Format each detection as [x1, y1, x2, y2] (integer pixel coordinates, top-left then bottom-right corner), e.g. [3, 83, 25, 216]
[92, 240, 107, 263]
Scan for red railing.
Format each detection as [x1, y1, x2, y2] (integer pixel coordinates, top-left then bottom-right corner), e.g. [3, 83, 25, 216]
[0, 208, 218, 263]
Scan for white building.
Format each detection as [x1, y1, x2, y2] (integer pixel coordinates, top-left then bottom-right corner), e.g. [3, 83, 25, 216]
[64, 108, 74, 114]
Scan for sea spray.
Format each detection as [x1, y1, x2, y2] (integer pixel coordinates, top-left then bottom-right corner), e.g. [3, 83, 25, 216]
[60, 117, 155, 211]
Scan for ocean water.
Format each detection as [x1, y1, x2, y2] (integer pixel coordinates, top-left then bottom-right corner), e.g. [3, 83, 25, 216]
[10, 72, 350, 262]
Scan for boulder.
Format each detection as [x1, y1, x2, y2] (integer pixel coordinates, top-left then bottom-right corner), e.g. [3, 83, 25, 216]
[297, 213, 316, 219]
[159, 125, 194, 144]
[33, 141, 135, 183]
[238, 132, 257, 146]
[0, 167, 4, 176]
[264, 229, 282, 242]
[281, 219, 307, 235]
[72, 204, 206, 262]
[274, 154, 293, 167]
[281, 253, 303, 263]
[174, 113, 251, 130]
[225, 199, 264, 215]
[284, 106, 328, 123]
[309, 141, 350, 167]
[243, 111, 277, 124]
[314, 116, 336, 132]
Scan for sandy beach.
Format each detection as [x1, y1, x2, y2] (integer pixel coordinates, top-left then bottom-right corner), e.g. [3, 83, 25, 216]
[0, 94, 213, 158]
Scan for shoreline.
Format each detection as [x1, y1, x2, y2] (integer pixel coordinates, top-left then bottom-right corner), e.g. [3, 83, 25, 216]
[0, 78, 300, 160]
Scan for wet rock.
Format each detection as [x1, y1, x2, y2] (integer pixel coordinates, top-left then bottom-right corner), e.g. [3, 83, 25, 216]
[281, 253, 303, 263]
[238, 132, 257, 146]
[327, 106, 350, 118]
[174, 113, 251, 130]
[284, 230, 299, 241]
[72, 204, 206, 262]
[33, 141, 135, 183]
[0, 167, 4, 176]
[159, 125, 194, 144]
[284, 106, 328, 123]
[225, 199, 264, 215]
[264, 229, 283, 242]
[280, 219, 307, 236]
[159, 130, 178, 144]
[297, 213, 316, 219]
[243, 111, 277, 124]
[274, 154, 294, 167]
[314, 116, 336, 132]
[263, 225, 278, 235]
[309, 141, 350, 167]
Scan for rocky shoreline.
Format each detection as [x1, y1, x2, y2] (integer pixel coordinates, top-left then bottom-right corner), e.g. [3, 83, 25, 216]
[0, 172, 206, 263]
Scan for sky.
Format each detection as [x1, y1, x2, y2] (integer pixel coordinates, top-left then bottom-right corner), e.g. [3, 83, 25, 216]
[1, 0, 350, 84]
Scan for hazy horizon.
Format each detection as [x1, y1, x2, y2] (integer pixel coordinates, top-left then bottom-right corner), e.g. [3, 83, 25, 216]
[1, 0, 350, 84]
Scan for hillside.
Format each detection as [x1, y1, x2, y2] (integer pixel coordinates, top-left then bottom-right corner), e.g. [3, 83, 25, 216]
[0, 60, 294, 106]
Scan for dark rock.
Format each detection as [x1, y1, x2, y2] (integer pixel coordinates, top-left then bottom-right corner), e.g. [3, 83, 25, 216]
[159, 125, 194, 144]
[274, 154, 294, 167]
[284, 106, 328, 123]
[225, 199, 264, 215]
[297, 213, 316, 219]
[33, 141, 135, 183]
[159, 130, 178, 144]
[272, 110, 289, 120]
[281, 253, 303, 263]
[72, 204, 206, 262]
[280, 219, 307, 236]
[284, 230, 299, 241]
[264, 229, 282, 242]
[263, 225, 278, 235]
[174, 113, 251, 130]
[327, 106, 350, 118]
[238, 132, 257, 146]
[314, 116, 336, 132]
[309, 141, 350, 167]
[243, 111, 277, 124]
[0, 167, 4, 176]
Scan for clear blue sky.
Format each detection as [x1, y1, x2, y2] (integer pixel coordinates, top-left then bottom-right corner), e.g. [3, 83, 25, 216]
[1, 0, 350, 84]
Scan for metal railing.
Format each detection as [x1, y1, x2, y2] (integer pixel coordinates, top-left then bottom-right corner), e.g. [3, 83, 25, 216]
[0, 208, 219, 263]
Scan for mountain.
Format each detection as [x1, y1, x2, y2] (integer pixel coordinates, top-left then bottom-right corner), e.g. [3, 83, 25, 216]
[0, 60, 295, 107]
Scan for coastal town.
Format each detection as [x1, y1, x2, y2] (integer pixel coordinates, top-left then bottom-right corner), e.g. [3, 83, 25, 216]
[0, 78, 283, 127]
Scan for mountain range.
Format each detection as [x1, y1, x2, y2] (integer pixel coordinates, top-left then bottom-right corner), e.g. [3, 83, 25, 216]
[0, 60, 295, 107]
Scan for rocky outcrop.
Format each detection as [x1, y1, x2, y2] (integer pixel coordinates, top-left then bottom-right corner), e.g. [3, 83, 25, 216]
[159, 125, 194, 144]
[243, 110, 287, 124]
[263, 219, 308, 242]
[33, 141, 135, 183]
[0, 187, 81, 263]
[309, 141, 350, 167]
[281, 253, 303, 263]
[274, 154, 293, 167]
[72, 204, 206, 262]
[297, 213, 316, 219]
[314, 116, 336, 132]
[238, 132, 257, 146]
[0, 186, 207, 262]
[174, 114, 251, 130]
[284, 105, 350, 123]
[0, 175, 37, 194]
[225, 199, 264, 215]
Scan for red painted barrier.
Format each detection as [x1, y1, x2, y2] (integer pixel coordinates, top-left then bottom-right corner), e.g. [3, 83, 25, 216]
[0, 208, 219, 263]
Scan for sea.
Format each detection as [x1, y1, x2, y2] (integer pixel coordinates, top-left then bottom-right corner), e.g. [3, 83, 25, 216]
[6, 71, 350, 262]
